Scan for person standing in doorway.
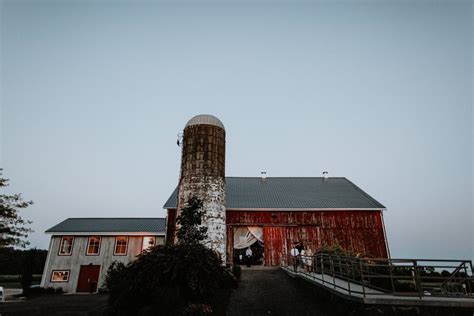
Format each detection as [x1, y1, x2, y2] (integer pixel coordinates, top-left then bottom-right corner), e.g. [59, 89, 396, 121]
[296, 241, 304, 253]
[290, 243, 299, 272]
[246, 247, 253, 267]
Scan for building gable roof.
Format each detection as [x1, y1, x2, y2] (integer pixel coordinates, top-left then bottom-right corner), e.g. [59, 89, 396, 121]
[163, 177, 385, 210]
[45, 218, 166, 234]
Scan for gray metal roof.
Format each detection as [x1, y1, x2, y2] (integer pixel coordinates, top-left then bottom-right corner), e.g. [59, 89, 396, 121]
[163, 177, 385, 210]
[45, 218, 166, 233]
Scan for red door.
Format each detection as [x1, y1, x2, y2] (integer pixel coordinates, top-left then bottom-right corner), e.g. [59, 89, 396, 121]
[76, 265, 101, 293]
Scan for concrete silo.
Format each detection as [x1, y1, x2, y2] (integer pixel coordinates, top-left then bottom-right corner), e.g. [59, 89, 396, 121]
[176, 114, 226, 262]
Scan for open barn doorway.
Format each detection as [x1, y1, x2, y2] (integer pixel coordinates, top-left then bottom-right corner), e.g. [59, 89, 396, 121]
[233, 226, 264, 266]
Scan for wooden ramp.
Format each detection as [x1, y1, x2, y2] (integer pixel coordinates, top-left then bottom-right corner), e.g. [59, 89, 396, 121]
[282, 266, 474, 309]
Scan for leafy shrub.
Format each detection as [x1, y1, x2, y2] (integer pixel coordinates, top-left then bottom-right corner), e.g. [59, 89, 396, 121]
[106, 243, 235, 314]
[105, 196, 236, 315]
[316, 242, 367, 258]
[103, 261, 126, 292]
[25, 286, 64, 297]
[27, 286, 42, 295]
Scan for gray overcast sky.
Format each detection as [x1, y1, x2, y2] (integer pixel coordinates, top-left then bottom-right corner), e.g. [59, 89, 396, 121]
[1, 0, 472, 259]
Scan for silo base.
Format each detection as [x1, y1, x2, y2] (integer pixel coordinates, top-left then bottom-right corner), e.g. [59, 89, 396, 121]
[177, 175, 226, 264]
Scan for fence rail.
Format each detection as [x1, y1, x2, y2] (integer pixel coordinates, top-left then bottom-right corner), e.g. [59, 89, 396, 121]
[282, 253, 474, 299]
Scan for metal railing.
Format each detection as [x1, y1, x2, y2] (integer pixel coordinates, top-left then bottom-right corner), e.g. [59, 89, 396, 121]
[282, 253, 474, 299]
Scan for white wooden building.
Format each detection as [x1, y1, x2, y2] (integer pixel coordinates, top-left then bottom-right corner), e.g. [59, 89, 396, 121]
[40, 218, 165, 293]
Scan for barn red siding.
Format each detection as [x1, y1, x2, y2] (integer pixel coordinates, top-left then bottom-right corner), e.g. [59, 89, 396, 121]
[166, 209, 177, 244]
[226, 211, 388, 266]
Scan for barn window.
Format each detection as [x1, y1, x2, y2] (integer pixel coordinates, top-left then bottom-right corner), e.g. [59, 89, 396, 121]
[142, 236, 155, 251]
[86, 236, 101, 255]
[51, 270, 70, 282]
[114, 236, 128, 255]
[58, 236, 74, 255]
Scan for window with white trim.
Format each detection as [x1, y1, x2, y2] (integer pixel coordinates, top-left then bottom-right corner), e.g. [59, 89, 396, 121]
[86, 236, 101, 255]
[114, 236, 128, 255]
[58, 236, 74, 255]
[51, 270, 70, 282]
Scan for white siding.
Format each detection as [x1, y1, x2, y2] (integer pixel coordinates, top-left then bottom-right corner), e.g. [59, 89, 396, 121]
[41, 235, 164, 293]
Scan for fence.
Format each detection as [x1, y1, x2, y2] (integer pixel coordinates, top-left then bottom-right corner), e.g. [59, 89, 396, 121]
[283, 253, 474, 299]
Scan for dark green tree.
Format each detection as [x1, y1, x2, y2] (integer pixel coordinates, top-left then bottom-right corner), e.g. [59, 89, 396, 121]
[0, 169, 33, 248]
[0, 247, 47, 274]
[21, 248, 36, 296]
[176, 196, 207, 244]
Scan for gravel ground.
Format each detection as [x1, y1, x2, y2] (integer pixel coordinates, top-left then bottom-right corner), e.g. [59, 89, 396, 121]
[227, 268, 329, 316]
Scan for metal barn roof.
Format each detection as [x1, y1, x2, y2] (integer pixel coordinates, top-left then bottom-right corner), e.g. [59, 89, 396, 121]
[45, 218, 166, 234]
[163, 177, 385, 210]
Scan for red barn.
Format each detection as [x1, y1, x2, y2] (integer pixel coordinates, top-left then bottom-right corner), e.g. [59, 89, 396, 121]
[164, 176, 389, 266]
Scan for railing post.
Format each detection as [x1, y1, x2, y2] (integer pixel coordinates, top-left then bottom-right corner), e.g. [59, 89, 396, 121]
[351, 260, 355, 281]
[463, 261, 471, 296]
[367, 261, 371, 288]
[389, 259, 395, 294]
[349, 260, 355, 295]
[413, 260, 423, 298]
[359, 258, 366, 297]
[347, 259, 351, 295]
[339, 257, 343, 278]
[321, 255, 325, 284]
[469, 261, 473, 296]
[331, 257, 336, 289]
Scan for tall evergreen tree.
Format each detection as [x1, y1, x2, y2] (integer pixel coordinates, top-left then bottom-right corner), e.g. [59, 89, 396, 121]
[176, 196, 208, 244]
[0, 169, 33, 248]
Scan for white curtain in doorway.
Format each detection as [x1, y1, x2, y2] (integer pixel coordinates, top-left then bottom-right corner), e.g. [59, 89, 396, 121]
[248, 226, 263, 242]
[233, 226, 263, 249]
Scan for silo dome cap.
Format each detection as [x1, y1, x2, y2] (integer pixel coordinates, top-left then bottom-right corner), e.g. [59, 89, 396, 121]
[185, 114, 225, 130]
